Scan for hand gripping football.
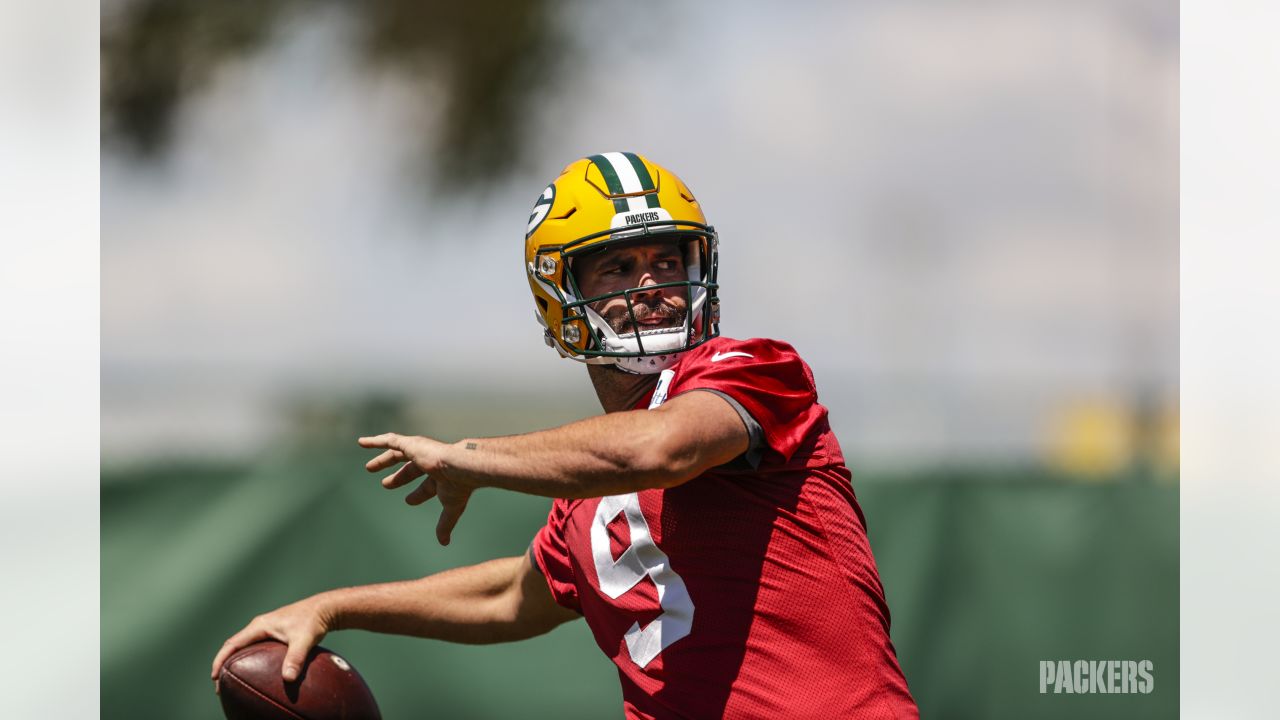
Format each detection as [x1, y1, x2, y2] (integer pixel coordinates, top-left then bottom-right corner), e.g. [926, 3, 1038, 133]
[217, 640, 382, 720]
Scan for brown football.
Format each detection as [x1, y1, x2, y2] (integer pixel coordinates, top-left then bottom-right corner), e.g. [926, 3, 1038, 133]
[217, 640, 382, 720]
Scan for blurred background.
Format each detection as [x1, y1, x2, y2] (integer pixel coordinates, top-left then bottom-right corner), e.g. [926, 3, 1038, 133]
[101, 0, 1178, 717]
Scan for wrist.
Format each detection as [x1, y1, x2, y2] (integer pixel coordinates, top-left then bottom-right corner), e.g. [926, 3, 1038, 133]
[312, 589, 346, 631]
[448, 439, 486, 490]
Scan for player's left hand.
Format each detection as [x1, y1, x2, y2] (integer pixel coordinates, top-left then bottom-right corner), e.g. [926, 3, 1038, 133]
[358, 433, 473, 546]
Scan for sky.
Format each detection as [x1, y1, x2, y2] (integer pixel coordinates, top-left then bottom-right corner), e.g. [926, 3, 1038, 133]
[101, 0, 1179, 466]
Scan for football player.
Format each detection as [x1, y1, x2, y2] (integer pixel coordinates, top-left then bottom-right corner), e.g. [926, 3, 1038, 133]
[212, 153, 919, 719]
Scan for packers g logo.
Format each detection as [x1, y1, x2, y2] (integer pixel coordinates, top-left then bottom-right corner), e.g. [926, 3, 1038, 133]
[526, 184, 555, 238]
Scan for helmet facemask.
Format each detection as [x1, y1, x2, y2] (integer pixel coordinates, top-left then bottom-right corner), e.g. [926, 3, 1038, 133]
[551, 225, 720, 374]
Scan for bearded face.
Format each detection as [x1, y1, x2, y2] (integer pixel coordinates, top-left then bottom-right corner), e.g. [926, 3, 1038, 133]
[572, 240, 690, 337]
[602, 298, 688, 336]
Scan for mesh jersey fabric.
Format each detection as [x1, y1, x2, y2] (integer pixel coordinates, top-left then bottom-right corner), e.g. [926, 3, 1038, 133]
[531, 336, 918, 719]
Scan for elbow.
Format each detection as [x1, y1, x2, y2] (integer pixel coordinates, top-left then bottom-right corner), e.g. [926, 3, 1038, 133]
[629, 433, 701, 490]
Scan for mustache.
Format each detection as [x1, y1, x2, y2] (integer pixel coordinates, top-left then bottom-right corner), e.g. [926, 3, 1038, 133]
[605, 302, 687, 335]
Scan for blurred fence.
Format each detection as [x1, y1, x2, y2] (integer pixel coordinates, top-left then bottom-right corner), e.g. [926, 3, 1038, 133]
[102, 454, 1175, 719]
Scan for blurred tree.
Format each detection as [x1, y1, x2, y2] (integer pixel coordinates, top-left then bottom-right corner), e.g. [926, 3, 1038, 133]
[101, 0, 565, 189]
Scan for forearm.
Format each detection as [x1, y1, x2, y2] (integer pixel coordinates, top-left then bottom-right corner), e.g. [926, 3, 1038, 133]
[360, 391, 746, 505]
[446, 410, 690, 498]
[320, 556, 559, 645]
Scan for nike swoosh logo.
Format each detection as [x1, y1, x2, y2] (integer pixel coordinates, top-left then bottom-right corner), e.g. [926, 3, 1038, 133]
[711, 351, 754, 362]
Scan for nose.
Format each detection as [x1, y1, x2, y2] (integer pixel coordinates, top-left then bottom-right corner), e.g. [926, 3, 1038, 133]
[631, 268, 662, 301]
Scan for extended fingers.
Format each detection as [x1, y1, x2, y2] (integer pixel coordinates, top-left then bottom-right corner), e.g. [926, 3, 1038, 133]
[358, 433, 403, 450]
[383, 462, 424, 489]
[436, 495, 470, 546]
[366, 449, 406, 472]
[405, 476, 438, 505]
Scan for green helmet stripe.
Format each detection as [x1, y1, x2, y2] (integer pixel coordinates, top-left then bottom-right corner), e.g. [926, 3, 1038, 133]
[588, 154, 629, 213]
[588, 153, 625, 193]
[622, 152, 656, 191]
[620, 153, 662, 209]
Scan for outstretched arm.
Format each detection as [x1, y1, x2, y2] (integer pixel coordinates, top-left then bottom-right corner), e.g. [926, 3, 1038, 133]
[210, 552, 577, 685]
[358, 390, 749, 543]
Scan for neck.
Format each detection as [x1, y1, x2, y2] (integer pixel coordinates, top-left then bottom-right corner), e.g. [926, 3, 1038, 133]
[588, 364, 661, 413]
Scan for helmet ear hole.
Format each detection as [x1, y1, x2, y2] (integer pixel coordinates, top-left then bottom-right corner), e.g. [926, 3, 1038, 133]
[536, 297, 549, 313]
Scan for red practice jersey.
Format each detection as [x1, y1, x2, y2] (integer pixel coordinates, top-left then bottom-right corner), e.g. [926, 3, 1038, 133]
[532, 336, 918, 719]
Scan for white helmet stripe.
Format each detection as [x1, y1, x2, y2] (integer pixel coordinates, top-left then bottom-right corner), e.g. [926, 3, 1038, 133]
[601, 151, 645, 194]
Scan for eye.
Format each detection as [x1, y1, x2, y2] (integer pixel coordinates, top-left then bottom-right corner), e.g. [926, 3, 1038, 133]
[655, 259, 680, 271]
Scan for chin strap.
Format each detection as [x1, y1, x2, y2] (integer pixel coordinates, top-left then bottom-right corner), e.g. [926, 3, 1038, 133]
[582, 306, 691, 375]
[613, 352, 681, 375]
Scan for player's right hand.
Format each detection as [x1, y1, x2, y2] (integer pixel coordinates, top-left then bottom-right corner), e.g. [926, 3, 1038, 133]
[210, 595, 335, 690]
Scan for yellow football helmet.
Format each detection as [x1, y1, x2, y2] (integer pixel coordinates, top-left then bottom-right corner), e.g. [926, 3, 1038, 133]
[525, 152, 720, 374]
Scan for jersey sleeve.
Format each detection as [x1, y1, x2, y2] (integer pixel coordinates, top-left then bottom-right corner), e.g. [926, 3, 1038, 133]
[529, 499, 582, 613]
[674, 338, 826, 462]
